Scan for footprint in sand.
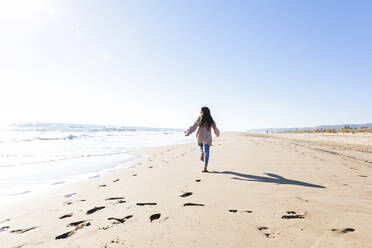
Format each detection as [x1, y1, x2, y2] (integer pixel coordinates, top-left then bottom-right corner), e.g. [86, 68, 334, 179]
[295, 196, 309, 202]
[180, 192, 193, 197]
[136, 203, 157, 206]
[59, 213, 73, 219]
[0, 226, 10, 232]
[331, 228, 355, 233]
[150, 214, 161, 222]
[257, 226, 278, 238]
[108, 215, 133, 224]
[67, 220, 90, 227]
[105, 197, 125, 201]
[132, 174, 137, 176]
[281, 211, 305, 219]
[86, 206, 105, 215]
[56, 221, 91, 239]
[0, 219, 11, 225]
[113, 179, 120, 182]
[99, 184, 107, 188]
[56, 230, 75, 239]
[228, 210, 253, 213]
[195, 179, 201, 182]
[64, 193, 77, 198]
[183, 203, 204, 207]
[10, 227, 38, 234]
[105, 197, 126, 204]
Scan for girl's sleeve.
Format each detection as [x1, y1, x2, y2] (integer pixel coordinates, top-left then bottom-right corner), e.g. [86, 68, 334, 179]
[212, 123, 220, 137]
[185, 117, 200, 136]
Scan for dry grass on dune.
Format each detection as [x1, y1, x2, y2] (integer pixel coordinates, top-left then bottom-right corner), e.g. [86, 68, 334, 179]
[284, 126, 372, 134]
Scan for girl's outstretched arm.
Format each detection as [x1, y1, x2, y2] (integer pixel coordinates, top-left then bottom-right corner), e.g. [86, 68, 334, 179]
[184, 116, 200, 136]
[212, 123, 220, 137]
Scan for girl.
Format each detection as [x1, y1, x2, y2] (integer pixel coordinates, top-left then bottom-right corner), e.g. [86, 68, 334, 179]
[185, 107, 220, 172]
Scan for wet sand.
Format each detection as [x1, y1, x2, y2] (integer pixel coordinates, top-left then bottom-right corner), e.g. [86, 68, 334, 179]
[1, 132, 372, 247]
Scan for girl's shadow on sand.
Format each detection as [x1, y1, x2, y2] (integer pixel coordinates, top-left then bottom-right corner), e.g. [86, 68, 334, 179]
[211, 171, 326, 188]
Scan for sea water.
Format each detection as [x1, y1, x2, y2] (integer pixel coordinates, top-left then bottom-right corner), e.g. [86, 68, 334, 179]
[0, 122, 194, 201]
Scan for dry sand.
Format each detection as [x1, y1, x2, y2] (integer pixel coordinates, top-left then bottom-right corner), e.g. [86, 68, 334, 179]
[1, 132, 372, 248]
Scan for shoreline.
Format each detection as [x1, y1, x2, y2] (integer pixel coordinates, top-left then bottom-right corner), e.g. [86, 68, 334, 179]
[1, 132, 372, 247]
[0, 140, 194, 206]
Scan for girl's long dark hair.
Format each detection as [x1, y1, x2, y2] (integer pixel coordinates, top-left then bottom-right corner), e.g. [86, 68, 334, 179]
[199, 106, 215, 129]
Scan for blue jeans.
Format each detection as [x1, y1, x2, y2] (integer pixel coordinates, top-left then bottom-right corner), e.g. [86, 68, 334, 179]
[198, 143, 210, 167]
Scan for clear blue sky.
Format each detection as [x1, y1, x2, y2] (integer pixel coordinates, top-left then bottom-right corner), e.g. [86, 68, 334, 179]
[1, 0, 371, 130]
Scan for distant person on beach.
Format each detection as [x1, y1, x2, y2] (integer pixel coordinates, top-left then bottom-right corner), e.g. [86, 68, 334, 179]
[184, 107, 220, 172]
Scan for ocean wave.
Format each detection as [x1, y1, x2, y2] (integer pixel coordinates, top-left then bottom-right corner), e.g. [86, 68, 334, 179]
[0, 151, 131, 168]
[9, 122, 181, 133]
[21, 134, 92, 142]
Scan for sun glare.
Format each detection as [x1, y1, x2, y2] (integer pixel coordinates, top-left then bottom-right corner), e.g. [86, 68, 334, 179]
[0, 0, 55, 21]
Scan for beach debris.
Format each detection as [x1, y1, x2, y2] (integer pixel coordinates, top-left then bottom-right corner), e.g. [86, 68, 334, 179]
[180, 192, 193, 197]
[113, 179, 120, 182]
[183, 203, 205, 207]
[150, 214, 161, 222]
[136, 202, 157, 206]
[86, 206, 105, 215]
[99, 184, 107, 187]
[228, 209, 238, 213]
[195, 179, 201, 182]
[59, 213, 73, 219]
[108, 215, 133, 224]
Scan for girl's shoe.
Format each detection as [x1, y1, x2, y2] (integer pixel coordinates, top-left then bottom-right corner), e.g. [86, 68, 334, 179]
[202, 167, 208, 173]
[200, 152, 204, 161]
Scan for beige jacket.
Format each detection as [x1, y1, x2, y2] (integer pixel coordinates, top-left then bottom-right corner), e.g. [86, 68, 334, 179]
[185, 116, 220, 145]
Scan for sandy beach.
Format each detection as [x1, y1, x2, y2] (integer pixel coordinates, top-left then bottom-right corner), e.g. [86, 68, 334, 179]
[1, 132, 372, 248]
